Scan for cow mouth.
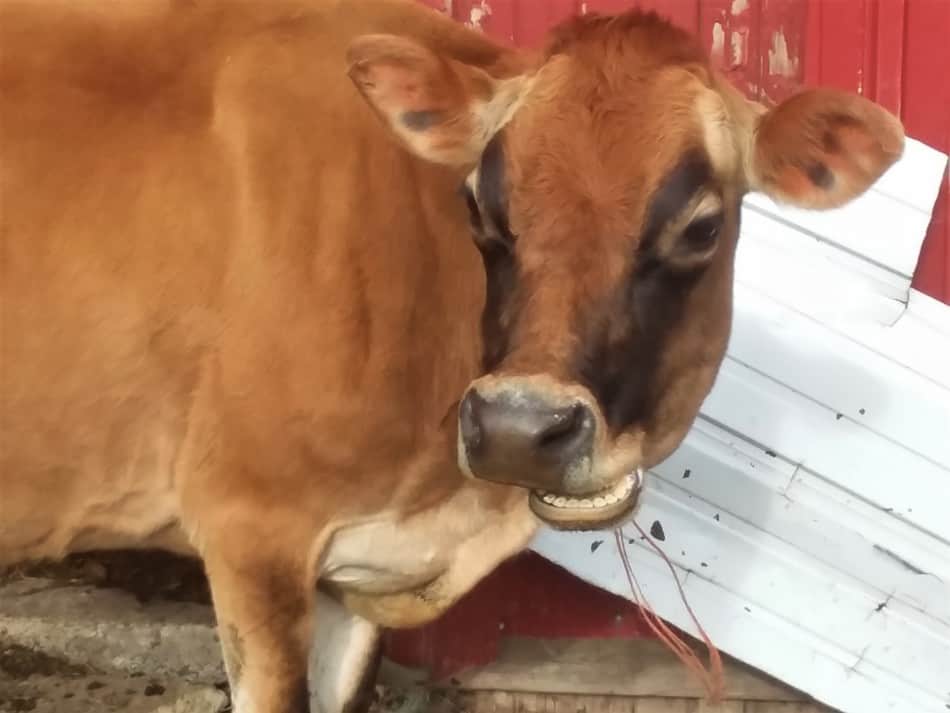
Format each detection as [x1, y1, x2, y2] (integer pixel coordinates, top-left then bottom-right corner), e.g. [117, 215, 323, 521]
[529, 468, 643, 531]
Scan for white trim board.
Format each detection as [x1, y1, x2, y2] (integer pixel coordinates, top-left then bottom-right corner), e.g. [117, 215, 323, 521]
[531, 135, 950, 713]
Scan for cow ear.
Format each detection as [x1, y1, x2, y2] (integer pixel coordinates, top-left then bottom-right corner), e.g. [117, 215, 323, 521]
[347, 34, 530, 167]
[745, 88, 905, 209]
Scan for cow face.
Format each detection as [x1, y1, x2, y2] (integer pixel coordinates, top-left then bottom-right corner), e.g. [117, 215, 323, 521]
[347, 11, 904, 530]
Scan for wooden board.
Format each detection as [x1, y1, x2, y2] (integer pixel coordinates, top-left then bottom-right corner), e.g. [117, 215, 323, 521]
[456, 692, 828, 713]
[442, 637, 807, 703]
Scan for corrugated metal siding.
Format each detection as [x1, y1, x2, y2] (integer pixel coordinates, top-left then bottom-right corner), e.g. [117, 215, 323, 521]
[801, 0, 950, 305]
[418, 0, 950, 303]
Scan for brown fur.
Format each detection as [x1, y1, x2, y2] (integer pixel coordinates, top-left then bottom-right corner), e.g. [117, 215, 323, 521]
[0, 2, 903, 712]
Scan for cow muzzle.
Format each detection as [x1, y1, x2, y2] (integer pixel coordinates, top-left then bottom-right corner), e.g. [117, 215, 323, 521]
[457, 376, 643, 530]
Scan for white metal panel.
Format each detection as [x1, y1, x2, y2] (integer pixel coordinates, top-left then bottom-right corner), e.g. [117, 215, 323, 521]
[531, 136, 950, 713]
[726, 287, 950, 469]
[734, 210, 909, 325]
[743, 137, 948, 277]
[847, 290, 950, 390]
[703, 361, 949, 540]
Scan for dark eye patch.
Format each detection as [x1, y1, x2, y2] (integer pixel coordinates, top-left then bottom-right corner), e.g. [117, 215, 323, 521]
[475, 133, 515, 245]
[639, 148, 713, 253]
[459, 133, 515, 252]
[458, 137, 519, 372]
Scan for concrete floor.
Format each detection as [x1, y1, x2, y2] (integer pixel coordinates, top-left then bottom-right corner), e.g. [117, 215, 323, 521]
[0, 553, 829, 713]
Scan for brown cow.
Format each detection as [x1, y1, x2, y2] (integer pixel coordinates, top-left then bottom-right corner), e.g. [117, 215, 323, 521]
[0, 0, 903, 711]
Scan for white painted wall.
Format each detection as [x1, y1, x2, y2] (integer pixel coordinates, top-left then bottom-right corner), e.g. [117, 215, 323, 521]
[531, 137, 950, 713]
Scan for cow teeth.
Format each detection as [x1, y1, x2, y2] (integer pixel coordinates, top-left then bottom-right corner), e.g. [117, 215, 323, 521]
[534, 471, 643, 511]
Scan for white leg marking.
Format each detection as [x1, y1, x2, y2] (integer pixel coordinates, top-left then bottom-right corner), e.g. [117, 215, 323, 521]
[310, 590, 380, 713]
[229, 685, 253, 713]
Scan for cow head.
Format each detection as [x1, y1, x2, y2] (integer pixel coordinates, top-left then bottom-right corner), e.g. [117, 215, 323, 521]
[347, 11, 904, 530]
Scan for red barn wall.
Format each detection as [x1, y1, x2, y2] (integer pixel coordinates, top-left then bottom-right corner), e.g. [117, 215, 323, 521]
[387, 0, 950, 678]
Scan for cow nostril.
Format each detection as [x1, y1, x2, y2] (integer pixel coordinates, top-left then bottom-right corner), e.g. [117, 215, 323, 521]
[536, 404, 586, 450]
[459, 389, 597, 488]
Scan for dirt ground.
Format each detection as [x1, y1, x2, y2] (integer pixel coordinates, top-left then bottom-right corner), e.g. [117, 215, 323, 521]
[0, 550, 463, 713]
[1, 551, 212, 607]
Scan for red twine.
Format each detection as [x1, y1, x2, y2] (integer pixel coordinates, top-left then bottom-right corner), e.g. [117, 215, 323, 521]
[614, 524, 725, 703]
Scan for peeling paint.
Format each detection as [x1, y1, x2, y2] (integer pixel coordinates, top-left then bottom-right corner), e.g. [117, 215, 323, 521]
[711, 22, 725, 62]
[731, 0, 749, 15]
[768, 30, 800, 79]
[467, 0, 492, 30]
[730, 29, 746, 67]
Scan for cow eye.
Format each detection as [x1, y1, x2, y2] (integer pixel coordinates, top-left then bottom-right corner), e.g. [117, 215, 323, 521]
[461, 184, 513, 252]
[461, 185, 484, 232]
[682, 212, 723, 251]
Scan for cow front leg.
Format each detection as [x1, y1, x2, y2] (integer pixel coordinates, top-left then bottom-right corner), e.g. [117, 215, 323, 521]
[203, 547, 315, 713]
[310, 589, 381, 713]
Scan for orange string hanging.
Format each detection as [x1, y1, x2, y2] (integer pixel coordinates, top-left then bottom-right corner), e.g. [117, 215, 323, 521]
[613, 523, 725, 703]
